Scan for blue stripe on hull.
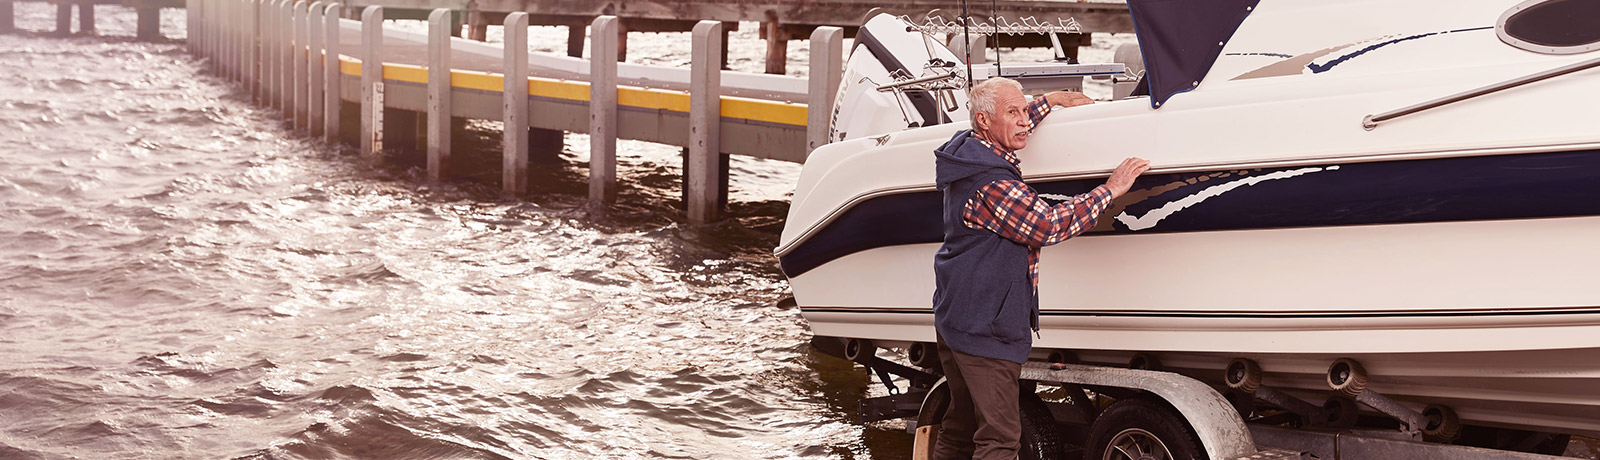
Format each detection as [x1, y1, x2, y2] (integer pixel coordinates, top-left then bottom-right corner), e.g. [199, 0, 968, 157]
[779, 149, 1600, 278]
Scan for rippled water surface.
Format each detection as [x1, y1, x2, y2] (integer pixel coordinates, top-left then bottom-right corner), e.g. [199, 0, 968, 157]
[0, 4, 903, 459]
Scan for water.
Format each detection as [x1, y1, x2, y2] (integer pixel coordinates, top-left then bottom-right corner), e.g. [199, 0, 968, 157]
[0, 4, 898, 459]
[0, 4, 1141, 459]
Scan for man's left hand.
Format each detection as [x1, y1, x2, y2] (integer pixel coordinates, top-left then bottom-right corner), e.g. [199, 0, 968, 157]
[1045, 91, 1095, 108]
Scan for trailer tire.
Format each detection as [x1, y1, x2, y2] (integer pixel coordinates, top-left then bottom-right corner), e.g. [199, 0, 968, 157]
[1083, 398, 1204, 460]
[1019, 390, 1066, 460]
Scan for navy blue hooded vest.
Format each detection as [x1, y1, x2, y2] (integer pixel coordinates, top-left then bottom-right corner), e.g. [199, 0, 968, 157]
[932, 129, 1037, 364]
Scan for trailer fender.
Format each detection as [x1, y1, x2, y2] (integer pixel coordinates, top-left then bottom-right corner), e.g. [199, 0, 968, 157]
[1020, 362, 1257, 460]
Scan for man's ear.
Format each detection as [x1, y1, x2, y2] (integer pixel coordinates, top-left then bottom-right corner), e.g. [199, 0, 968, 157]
[973, 112, 988, 131]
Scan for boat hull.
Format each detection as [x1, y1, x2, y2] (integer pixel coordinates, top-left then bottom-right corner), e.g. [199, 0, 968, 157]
[795, 214, 1600, 437]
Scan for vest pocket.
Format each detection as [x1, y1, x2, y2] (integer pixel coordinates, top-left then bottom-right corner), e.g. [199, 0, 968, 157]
[990, 281, 1033, 343]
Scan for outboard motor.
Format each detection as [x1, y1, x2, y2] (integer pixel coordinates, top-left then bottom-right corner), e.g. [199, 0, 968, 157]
[829, 14, 971, 142]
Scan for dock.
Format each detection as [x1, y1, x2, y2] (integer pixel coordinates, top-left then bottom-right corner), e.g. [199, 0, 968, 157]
[183, 0, 843, 223]
[3, 0, 1132, 224]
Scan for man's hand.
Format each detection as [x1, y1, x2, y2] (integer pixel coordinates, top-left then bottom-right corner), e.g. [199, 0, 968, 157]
[1045, 91, 1094, 108]
[1105, 157, 1151, 199]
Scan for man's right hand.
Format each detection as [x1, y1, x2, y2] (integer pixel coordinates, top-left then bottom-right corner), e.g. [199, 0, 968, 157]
[1105, 157, 1151, 199]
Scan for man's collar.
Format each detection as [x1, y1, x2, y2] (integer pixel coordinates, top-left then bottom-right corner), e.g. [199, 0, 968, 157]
[971, 131, 1021, 168]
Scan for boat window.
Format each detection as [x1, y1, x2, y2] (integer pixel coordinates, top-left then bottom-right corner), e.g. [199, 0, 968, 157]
[1497, 0, 1600, 54]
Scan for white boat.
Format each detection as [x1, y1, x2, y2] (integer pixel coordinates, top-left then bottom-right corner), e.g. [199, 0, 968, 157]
[777, 0, 1600, 448]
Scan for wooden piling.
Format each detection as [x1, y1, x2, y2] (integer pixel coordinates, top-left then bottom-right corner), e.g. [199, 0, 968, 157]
[308, 1, 325, 137]
[688, 20, 722, 224]
[322, 2, 340, 144]
[565, 22, 582, 58]
[589, 15, 618, 205]
[762, 15, 786, 75]
[501, 12, 528, 194]
[77, 1, 92, 34]
[1, 1, 13, 34]
[426, 8, 451, 180]
[806, 26, 842, 157]
[136, 7, 162, 39]
[293, 1, 308, 133]
[614, 20, 627, 62]
[466, 9, 485, 41]
[360, 5, 382, 155]
[55, 2, 70, 36]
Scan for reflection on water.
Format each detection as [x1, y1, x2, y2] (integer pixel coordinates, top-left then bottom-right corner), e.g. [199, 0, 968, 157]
[0, 3, 912, 459]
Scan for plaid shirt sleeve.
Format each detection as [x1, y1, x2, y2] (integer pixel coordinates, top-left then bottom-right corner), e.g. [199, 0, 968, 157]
[1025, 96, 1052, 133]
[962, 180, 1114, 248]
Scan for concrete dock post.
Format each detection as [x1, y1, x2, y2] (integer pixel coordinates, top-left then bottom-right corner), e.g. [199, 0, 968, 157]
[688, 20, 722, 224]
[225, 0, 236, 80]
[589, 15, 618, 205]
[501, 12, 528, 194]
[206, 0, 216, 68]
[218, 0, 227, 73]
[244, 0, 257, 102]
[266, 0, 280, 111]
[55, 2, 69, 36]
[360, 5, 382, 155]
[264, 0, 276, 106]
[280, 0, 294, 117]
[231, 0, 240, 80]
[426, 8, 451, 181]
[293, 1, 308, 133]
[261, 0, 273, 107]
[228, 0, 238, 79]
[323, 3, 340, 144]
[307, 1, 324, 137]
[184, 0, 195, 50]
[806, 26, 842, 157]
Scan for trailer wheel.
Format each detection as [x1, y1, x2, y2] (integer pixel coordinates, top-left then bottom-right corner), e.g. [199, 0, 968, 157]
[1020, 390, 1067, 460]
[1083, 398, 1204, 460]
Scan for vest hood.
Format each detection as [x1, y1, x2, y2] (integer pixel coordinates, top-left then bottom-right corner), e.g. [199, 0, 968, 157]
[934, 129, 1019, 190]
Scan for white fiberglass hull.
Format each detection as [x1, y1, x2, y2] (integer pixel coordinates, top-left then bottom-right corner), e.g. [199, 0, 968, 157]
[779, 0, 1600, 440]
[794, 216, 1600, 437]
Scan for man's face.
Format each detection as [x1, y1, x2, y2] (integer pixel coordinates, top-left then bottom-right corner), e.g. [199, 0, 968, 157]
[975, 86, 1031, 152]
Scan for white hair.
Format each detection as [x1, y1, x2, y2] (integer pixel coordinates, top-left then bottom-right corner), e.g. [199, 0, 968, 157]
[968, 78, 1023, 118]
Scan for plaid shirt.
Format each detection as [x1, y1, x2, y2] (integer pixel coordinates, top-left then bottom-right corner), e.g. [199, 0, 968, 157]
[964, 97, 1113, 289]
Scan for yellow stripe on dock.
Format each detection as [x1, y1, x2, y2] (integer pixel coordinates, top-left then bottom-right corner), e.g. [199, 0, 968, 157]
[338, 58, 805, 127]
[448, 69, 500, 92]
[339, 56, 360, 76]
[382, 63, 427, 83]
[530, 78, 591, 103]
[722, 96, 806, 127]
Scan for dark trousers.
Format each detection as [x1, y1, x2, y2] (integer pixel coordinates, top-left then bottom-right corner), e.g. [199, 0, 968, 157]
[932, 335, 1022, 460]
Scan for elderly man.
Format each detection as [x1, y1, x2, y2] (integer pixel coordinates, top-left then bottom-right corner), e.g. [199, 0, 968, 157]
[930, 77, 1149, 459]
